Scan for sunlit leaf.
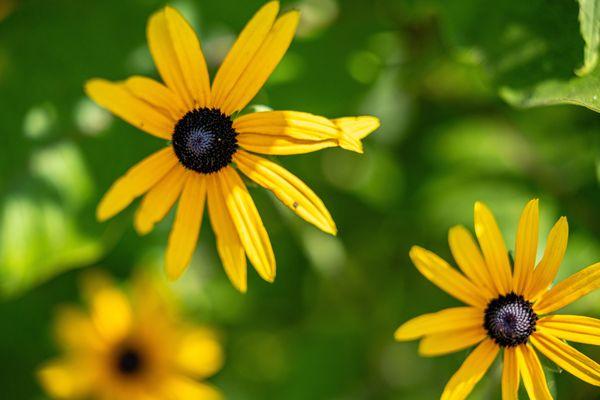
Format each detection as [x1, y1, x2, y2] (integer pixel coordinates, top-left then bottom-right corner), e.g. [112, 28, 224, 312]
[576, 0, 600, 76]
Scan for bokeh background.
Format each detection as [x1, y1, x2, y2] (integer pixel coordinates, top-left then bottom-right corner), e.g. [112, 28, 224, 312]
[1, 0, 599, 398]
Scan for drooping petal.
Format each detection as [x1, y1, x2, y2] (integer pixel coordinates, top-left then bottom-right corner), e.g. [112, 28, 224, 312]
[409, 246, 488, 308]
[525, 217, 569, 300]
[513, 199, 539, 294]
[216, 11, 300, 115]
[474, 202, 513, 295]
[85, 79, 174, 139]
[160, 376, 223, 400]
[211, 1, 279, 110]
[534, 262, 600, 314]
[134, 166, 188, 235]
[37, 361, 93, 399]
[96, 147, 179, 221]
[217, 167, 276, 282]
[448, 225, 496, 299]
[394, 307, 483, 341]
[440, 339, 499, 400]
[147, 6, 211, 109]
[418, 326, 486, 357]
[531, 331, 600, 386]
[235, 111, 378, 154]
[165, 173, 207, 280]
[207, 174, 248, 292]
[237, 133, 338, 155]
[502, 347, 519, 400]
[537, 315, 600, 345]
[176, 327, 224, 378]
[81, 272, 132, 344]
[516, 344, 553, 400]
[234, 150, 336, 235]
[124, 76, 187, 121]
[331, 116, 380, 153]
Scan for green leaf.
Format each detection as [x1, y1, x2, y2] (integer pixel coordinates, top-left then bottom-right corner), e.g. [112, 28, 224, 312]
[0, 142, 106, 298]
[500, 66, 600, 112]
[576, 0, 600, 76]
[437, 0, 600, 111]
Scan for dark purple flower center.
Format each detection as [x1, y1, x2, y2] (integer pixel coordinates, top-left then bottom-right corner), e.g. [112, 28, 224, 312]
[484, 292, 537, 347]
[172, 108, 238, 174]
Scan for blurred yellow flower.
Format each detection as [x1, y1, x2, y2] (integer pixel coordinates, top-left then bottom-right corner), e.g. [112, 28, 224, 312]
[395, 199, 600, 400]
[85, 1, 379, 291]
[38, 272, 223, 400]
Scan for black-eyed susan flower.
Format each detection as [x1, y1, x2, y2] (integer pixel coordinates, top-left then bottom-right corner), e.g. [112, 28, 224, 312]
[38, 272, 223, 400]
[85, 1, 379, 291]
[395, 199, 600, 399]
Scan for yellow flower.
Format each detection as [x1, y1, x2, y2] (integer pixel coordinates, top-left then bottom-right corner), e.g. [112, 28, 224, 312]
[38, 272, 224, 400]
[395, 199, 600, 400]
[85, 1, 379, 291]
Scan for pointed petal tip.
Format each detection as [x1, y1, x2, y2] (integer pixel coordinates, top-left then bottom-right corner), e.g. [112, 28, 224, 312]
[96, 206, 108, 222]
[134, 219, 153, 236]
[84, 78, 107, 99]
[474, 201, 486, 212]
[234, 283, 248, 294]
[165, 270, 181, 282]
[409, 245, 424, 255]
[394, 325, 410, 341]
[166, 264, 186, 281]
[264, 272, 276, 283]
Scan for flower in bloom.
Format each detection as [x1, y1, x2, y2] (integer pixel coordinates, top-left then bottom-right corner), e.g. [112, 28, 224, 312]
[395, 199, 600, 399]
[38, 272, 223, 400]
[85, 1, 379, 291]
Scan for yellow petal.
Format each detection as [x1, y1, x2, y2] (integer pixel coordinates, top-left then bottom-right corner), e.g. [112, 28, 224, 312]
[147, 6, 211, 109]
[134, 166, 187, 235]
[531, 331, 600, 386]
[409, 246, 488, 308]
[516, 344, 553, 400]
[234, 150, 336, 235]
[97, 147, 178, 221]
[419, 326, 486, 357]
[234, 111, 378, 154]
[474, 201, 513, 295]
[331, 116, 380, 153]
[124, 76, 187, 121]
[513, 199, 539, 294]
[37, 361, 92, 399]
[440, 339, 499, 400]
[81, 272, 132, 344]
[176, 327, 224, 378]
[394, 307, 482, 341]
[448, 225, 496, 299]
[525, 217, 569, 300]
[217, 167, 276, 282]
[85, 79, 174, 139]
[207, 174, 248, 292]
[502, 347, 519, 400]
[161, 376, 223, 400]
[212, 1, 280, 110]
[537, 315, 600, 345]
[234, 111, 340, 140]
[53, 307, 103, 352]
[238, 133, 338, 155]
[534, 262, 600, 314]
[165, 173, 207, 280]
[219, 11, 300, 115]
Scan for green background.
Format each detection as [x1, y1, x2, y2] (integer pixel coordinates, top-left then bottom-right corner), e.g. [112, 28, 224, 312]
[0, 0, 599, 398]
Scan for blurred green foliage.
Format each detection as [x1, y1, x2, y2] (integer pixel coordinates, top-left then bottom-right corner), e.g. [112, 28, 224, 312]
[0, 0, 598, 399]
